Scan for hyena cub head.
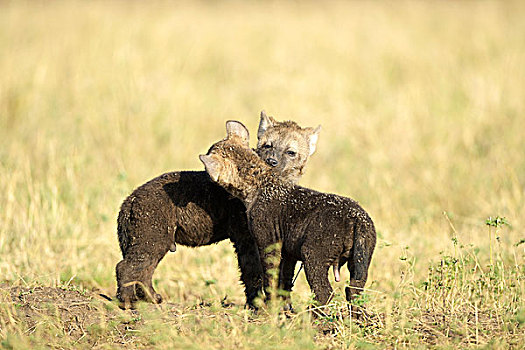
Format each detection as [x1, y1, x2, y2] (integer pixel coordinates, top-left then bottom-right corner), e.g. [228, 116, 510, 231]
[256, 111, 321, 184]
[200, 121, 269, 202]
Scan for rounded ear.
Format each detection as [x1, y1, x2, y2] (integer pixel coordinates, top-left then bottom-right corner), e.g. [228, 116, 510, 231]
[308, 125, 321, 156]
[257, 110, 276, 140]
[226, 120, 250, 147]
[199, 154, 220, 182]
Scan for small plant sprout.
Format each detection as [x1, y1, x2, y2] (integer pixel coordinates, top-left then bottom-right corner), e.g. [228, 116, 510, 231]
[485, 216, 510, 266]
[443, 211, 460, 258]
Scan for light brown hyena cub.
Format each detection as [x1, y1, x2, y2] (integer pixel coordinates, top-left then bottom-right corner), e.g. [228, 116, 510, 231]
[200, 121, 376, 307]
[116, 111, 320, 309]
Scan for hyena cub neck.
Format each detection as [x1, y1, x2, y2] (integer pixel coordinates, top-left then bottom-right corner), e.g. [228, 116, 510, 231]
[256, 110, 321, 184]
[200, 121, 286, 206]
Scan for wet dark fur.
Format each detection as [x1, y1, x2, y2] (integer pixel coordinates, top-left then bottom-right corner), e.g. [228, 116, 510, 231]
[202, 134, 376, 306]
[116, 114, 320, 308]
[248, 182, 376, 305]
[116, 171, 262, 308]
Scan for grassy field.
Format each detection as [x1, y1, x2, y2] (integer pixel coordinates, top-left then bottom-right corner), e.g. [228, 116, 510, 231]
[0, 0, 524, 348]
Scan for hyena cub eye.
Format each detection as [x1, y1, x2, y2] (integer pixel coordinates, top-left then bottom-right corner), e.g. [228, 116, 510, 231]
[286, 150, 297, 157]
[263, 144, 272, 149]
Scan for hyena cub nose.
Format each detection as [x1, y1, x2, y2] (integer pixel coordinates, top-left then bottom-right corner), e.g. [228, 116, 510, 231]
[265, 158, 278, 167]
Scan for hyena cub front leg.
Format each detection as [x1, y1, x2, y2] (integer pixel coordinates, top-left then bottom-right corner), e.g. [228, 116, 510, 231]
[278, 256, 298, 311]
[229, 226, 264, 308]
[234, 243, 263, 308]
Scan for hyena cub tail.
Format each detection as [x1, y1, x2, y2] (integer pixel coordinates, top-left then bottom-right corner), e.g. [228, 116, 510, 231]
[345, 216, 376, 302]
[117, 197, 134, 257]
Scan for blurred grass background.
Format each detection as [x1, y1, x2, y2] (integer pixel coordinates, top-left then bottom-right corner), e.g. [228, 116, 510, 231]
[0, 0, 524, 347]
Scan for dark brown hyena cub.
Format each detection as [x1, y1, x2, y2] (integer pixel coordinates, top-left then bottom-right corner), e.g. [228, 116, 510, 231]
[116, 112, 320, 309]
[200, 121, 376, 306]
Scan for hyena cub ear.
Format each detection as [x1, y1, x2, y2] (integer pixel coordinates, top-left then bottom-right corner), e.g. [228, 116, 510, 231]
[307, 125, 322, 156]
[226, 120, 250, 147]
[257, 110, 277, 139]
[199, 154, 222, 182]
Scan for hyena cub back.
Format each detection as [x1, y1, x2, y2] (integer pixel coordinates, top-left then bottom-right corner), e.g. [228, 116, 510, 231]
[200, 121, 376, 306]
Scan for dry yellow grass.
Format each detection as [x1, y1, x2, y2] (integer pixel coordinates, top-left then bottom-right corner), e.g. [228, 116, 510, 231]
[0, 1, 524, 348]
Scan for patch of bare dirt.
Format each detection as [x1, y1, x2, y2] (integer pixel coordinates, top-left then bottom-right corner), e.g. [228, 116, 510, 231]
[0, 284, 248, 347]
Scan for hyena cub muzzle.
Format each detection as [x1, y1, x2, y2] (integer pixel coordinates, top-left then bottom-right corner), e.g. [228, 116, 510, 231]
[200, 121, 376, 307]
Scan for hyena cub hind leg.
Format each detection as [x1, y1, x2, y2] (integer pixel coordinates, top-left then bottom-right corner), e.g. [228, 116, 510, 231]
[116, 246, 168, 308]
[303, 259, 333, 307]
[345, 222, 376, 303]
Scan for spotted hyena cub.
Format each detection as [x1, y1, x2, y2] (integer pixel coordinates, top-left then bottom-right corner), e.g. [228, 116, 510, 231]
[116, 111, 320, 309]
[200, 121, 376, 306]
